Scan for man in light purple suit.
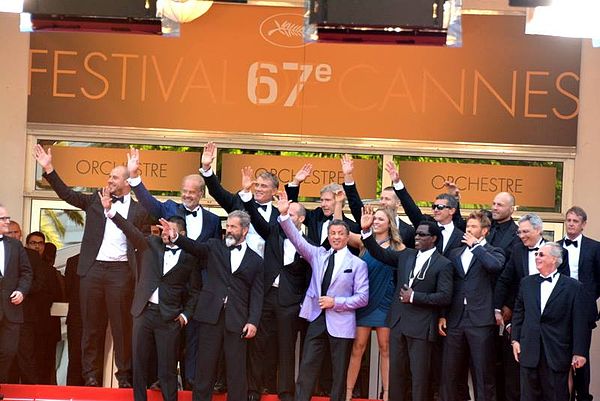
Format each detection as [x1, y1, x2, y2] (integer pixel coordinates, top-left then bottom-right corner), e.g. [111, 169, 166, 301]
[277, 191, 368, 401]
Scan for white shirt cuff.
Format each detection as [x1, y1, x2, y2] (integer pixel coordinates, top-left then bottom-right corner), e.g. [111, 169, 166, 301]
[361, 229, 373, 239]
[279, 214, 290, 222]
[127, 175, 142, 187]
[199, 167, 213, 177]
[410, 291, 415, 303]
[287, 182, 298, 188]
[344, 181, 355, 186]
[104, 209, 116, 219]
[238, 190, 253, 202]
[393, 180, 405, 190]
[180, 313, 188, 325]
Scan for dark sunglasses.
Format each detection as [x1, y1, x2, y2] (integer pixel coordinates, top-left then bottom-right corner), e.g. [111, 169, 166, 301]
[431, 204, 450, 211]
[534, 251, 546, 257]
[415, 231, 432, 237]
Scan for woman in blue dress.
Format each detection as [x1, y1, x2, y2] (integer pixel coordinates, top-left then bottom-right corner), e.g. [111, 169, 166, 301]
[334, 195, 404, 401]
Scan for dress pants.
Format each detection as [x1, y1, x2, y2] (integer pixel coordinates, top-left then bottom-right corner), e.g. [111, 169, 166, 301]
[388, 325, 431, 401]
[441, 317, 497, 401]
[193, 310, 248, 401]
[295, 314, 352, 401]
[520, 346, 569, 401]
[80, 261, 133, 382]
[183, 319, 201, 386]
[502, 329, 521, 401]
[276, 301, 307, 400]
[11, 321, 38, 384]
[133, 303, 182, 401]
[0, 318, 20, 383]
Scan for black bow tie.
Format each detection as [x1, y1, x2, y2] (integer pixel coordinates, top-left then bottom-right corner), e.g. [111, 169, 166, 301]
[323, 215, 333, 222]
[0, 236, 4, 241]
[256, 203, 268, 211]
[537, 275, 553, 284]
[164, 247, 179, 255]
[528, 247, 539, 252]
[229, 244, 242, 251]
[564, 238, 578, 248]
[111, 195, 125, 203]
[438, 225, 445, 231]
[184, 209, 198, 217]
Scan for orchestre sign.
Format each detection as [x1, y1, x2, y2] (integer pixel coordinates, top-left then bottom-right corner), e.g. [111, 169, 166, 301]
[45, 146, 200, 191]
[27, 3, 580, 147]
[397, 161, 557, 208]
[220, 154, 378, 199]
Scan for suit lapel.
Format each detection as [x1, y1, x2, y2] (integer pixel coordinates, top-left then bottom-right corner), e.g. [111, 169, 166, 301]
[521, 247, 530, 277]
[329, 250, 352, 287]
[405, 252, 417, 287]
[3, 241, 10, 275]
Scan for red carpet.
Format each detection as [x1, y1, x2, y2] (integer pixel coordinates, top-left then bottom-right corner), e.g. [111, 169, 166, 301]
[0, 384, 371, 401]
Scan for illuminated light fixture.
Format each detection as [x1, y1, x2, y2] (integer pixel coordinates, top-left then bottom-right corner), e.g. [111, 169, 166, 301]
[524, 0, 600, 39]
[157, 0, 213, 23]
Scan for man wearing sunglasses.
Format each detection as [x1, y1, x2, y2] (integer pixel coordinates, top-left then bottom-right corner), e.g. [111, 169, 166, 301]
[384, 161, 464, 257]
[362, 218, 452, 401]
[493, 213, 569, 401]
[511, 242, 587, 401]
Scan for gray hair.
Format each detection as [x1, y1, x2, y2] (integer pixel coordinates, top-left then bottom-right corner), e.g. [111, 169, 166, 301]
[544, 242, 563, 267]
[320, 183, 343, 196]
[518, 213, 543, 231]
[228, 210, 251, 228]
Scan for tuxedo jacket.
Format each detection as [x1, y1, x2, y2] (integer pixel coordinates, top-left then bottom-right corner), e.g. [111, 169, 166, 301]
[174, 236, 264, 332]
[43, 170, 148, 277]
[487, 220, 520, 261]
[494, 240, 569, 311]
[445, 244, 505, 327]
[302, 207, 360, 252]
[512, 274, 588, 372]
[243, 198, 311, 307]
[363, 235, 453, 342]
[111, 213, 201, 321]
[558, 235, 600, 323]
[279, 217, 368, 339]
[21, 248, 50, 323]
[131, 180, 222, 242]
[343, 183, 415, 249]
[0, 236, 33, 323]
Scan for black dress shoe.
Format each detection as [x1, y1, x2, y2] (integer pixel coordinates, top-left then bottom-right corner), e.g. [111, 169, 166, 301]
[248, 392, 261, 401]
[149, 380, 161, 390]
[118, 379, 133, 388]
[85, 377, 100, 387]
[213, 382, 227, 394]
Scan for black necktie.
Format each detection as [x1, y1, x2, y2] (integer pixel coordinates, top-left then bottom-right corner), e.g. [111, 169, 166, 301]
[564, 238, 578, 248]
[528, 247, 539, 252]
[184, 209, 198, 217]
[111, 195, 124, 203]
[229, 244, 242, 251]
[164, 247, 179, 255]
[321, 250, 336, 295]
[537, 275, 553, 284]
[256, 203, 268, 211]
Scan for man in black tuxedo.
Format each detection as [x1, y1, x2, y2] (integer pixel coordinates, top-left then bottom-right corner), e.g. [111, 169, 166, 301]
[161, 210, 263, 401]
[240, 185, 311, 401]
[493, 213, 569, 401]
[104, 185, 201, 401]
[511, 242, 588, 401]
[34, 144, 147, 387]
[126, 148, 221, 389]
[362, 219, 453, 401]
[558, 206, 600, 401]
[199, 142, 299, 258]
[340, 154, 415, 248]
[0, 205, 33, 383]
[438, 211, 505, 401]
[384, 161, 464, 257]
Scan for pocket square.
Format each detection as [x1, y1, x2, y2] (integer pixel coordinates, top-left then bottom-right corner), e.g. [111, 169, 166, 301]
[343, 269, 352, 273]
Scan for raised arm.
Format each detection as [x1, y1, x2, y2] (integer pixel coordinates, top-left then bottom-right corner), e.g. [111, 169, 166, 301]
[100, 185, 148, 251]
[334, 188, 361, 249]
[34, 144, 93, 210]
[385, 160, 424, 228]
[200, 142, 239, 212]
[127, 148, 172, 219]
[341, 154, 365, 223]
[361, 212, 402, 267]
[276, 190, 318, 260]
[160, 218, 209, 261]
[444, 181, 467, 231]
[284, 163, 311, 202]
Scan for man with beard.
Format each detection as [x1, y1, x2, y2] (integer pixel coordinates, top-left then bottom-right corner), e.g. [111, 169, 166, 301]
[34, 144, 147, 387]
[160, 210, 263, 401]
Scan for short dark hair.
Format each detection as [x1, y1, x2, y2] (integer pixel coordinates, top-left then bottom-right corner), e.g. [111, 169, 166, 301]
[26, 231, 45, 243]
[168, 216, 187, 233]
[435, 193, 458, 209]
[329, 219, 350, 235]
[257, 171, 279, 189]
[417, 220, 442, 246]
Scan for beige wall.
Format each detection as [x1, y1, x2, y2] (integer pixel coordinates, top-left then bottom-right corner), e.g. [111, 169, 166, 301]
[573, 39, 600, 397]
[0, 12, 29, 222]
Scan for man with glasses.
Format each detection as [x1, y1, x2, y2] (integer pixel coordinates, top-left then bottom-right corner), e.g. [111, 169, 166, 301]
[511, 242, 588, 401]
[362, 219, 452, 401]
[385, 161, 464, 257]
[0, 206, 33, 386]
[493, 213, 569, 401]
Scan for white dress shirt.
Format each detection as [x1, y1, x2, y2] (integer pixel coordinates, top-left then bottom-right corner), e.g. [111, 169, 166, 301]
[410, 248, 436, 287]
[0, 237, 5, 276]
[439, 221, 455, 252]
[563, 234, 582, 281]
[527, 238, 546, 276]
[540, 271, 560, 314]
[98, 194, 131, 262]
[148, 246, 182, 304]
[321, 247, 349, 295]
[460, 239, 486, 304]
[230, 242, 248, 273]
